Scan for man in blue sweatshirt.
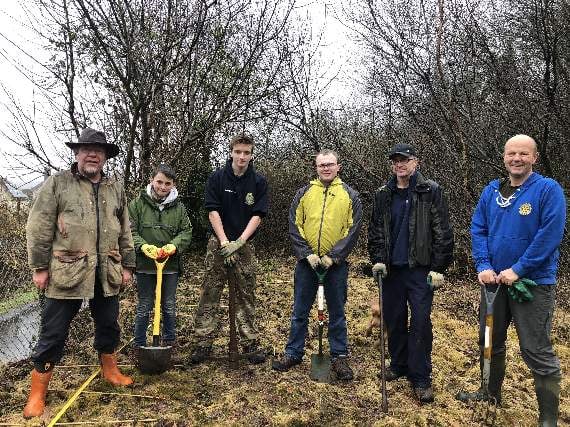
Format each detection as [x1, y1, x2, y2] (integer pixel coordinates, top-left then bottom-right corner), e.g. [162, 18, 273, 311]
[457, 134, 566, 426]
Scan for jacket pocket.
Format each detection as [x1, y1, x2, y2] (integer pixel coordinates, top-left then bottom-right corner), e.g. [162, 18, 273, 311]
[107, 250, 123, 289]
[50, 250, 89, 290]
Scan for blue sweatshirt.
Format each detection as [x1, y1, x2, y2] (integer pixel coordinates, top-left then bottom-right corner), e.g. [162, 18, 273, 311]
[471, 172, 566, 285]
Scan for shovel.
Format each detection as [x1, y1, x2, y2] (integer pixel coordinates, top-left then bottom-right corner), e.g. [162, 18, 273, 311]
[310, 268, 330, 382]
[138, 256, 172, 374]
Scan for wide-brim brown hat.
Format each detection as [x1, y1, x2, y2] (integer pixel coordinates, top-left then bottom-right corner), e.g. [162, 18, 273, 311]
[65, 127, 120, 159]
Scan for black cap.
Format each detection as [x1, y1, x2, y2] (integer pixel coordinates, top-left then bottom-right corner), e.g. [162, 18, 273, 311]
[388, 143, 416, 159]
[66, 127, 120, 159]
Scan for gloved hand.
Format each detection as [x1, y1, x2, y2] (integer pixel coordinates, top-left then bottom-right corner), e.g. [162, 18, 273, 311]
[428, 271, 445, 290]
[161, 244, 176, 256]
[220, 238, 245, 258]
[141, 244, 159, 259]
[224, 252, 239, 267]
[507, 278, 537, 302]
[306, 254, 320, 270]
[320, 255, 334, 269]
[372, 263, 387, 280]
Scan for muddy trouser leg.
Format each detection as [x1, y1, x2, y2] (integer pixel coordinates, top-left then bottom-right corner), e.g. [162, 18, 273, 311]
[193, 236, 226, 347]
[232, 243, 259, 347]
[512, 285, 560, 425]
[32, 297, 82, 372]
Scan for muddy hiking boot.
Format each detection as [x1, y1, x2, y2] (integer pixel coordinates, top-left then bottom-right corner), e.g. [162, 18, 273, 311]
[414, 386, 435, 404]
[456, 354, 505, 406]
[190, 345, 212, 364]
[242, 342, 266, 364]
[331, 356, 354, 381]
[378, 366, 407, 381]
[533, 373, 560, 427]
[272, 354, 302, 372]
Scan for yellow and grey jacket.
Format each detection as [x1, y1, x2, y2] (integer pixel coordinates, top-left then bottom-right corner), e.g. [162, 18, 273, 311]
[289, 177, 362, 261]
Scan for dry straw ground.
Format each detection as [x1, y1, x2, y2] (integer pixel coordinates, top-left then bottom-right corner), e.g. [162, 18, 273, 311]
[1, 254, 568, 426]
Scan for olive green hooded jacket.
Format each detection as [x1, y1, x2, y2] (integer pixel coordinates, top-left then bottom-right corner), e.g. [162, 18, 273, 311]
[128, 187, 192, 273]
[26, 164, 136, 299]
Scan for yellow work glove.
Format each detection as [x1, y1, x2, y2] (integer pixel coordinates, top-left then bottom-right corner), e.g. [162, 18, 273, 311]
[306, 254, 320, 270]
[372, 263, 387, 280]
[219, 238, 245, 258]
[141, 244, 159, 259]
[162, 244, 176, 256]
[320, 255, 335, 269]
[427, 271, 445, 290]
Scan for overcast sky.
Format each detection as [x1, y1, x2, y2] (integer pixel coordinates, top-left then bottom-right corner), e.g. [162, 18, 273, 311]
[0, 1, 358, 189]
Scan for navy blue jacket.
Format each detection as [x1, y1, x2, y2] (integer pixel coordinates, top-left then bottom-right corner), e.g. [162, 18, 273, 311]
[471, 172, 566, 285]
[204, 159, 268, 241]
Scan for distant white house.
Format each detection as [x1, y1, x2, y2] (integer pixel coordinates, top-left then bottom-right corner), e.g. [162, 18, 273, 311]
[0, 176, 29, 213]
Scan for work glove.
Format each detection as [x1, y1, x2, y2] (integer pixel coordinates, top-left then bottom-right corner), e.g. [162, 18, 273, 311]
[507, 278, 537, 302]
[161, 244, 176, 256]
[141, 244, 159, 259]
[427, 271, 445, 290]
[320, 255, 334, 269]
[372, 263, 387, 280]
[224, 252, 239, 267]
[306, 254, 320, 270]
[220, 238, 245, 258]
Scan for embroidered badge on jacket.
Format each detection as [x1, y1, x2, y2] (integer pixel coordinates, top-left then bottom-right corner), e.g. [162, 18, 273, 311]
[519, 203, 532, 216]
[245, 192, 255, 205]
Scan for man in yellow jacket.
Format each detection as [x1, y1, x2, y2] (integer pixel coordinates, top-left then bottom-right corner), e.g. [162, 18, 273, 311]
[272, 149, 362, 380]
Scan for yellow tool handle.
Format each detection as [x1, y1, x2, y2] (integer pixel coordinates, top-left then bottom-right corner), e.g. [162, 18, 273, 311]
[152, 259, 168, 337]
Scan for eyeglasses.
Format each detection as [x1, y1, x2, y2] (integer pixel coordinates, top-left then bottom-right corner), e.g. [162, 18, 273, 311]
[317, 162, 337, 169]
[390, 157, 414, 165]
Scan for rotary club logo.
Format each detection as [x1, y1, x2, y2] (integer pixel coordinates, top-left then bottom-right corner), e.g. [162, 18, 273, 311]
[519, 203, 532, 215]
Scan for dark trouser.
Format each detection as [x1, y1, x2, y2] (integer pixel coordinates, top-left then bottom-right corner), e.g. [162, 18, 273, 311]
[478, 284, 560, 376]
[285, 259, 349, 360]
[31, 278, 120, 372]
[134, 272, 179, 346]
[383, 265, 432, 387]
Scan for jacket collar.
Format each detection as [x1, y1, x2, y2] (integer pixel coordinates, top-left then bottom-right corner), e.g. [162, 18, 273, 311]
[310, 176, 343, 188]
[387, 171, 428, 192]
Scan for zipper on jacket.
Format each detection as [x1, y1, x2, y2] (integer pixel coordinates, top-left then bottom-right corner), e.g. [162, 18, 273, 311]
[317, 186, 329, 256]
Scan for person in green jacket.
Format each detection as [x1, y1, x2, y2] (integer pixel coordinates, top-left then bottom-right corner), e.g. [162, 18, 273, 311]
[128, 164, 192, 350]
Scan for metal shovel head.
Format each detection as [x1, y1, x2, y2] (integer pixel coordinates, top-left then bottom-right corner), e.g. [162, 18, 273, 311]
[137, 345, 172, 375]
[310, 353, 331, 383]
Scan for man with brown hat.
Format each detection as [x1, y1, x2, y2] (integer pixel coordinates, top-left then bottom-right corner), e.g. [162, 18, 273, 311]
[23, 128, 135, 419]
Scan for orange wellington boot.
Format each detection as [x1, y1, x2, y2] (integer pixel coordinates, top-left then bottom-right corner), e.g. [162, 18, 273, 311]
[23, 369, 53, 419]
[100, 353, 133, 386]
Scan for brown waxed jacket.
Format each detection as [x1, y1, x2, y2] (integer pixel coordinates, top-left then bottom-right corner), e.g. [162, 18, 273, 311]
[26, 163, 135, 299]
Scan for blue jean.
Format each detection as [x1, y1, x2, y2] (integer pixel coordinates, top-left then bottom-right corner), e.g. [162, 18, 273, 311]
[134, 272, 179, 347]
[285, 259, 348, 360]
[382, 265, 432, 387]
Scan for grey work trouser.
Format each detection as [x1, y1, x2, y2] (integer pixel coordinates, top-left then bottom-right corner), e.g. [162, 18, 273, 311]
[479, 284, 560, 376]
